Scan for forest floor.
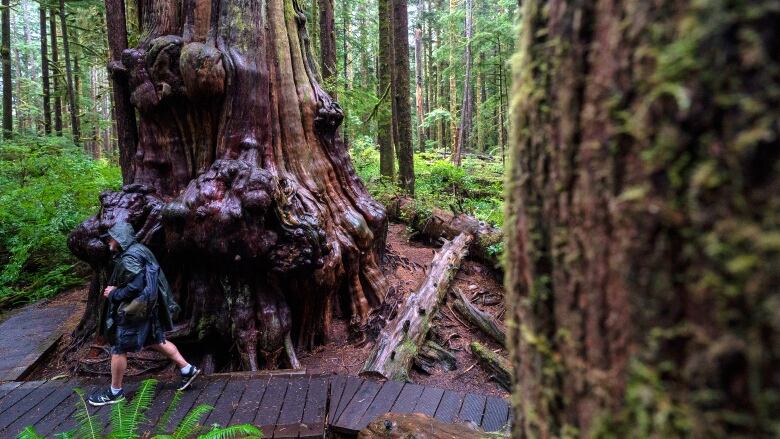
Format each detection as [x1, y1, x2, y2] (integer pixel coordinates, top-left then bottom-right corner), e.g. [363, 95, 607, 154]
[25, 223, 509, 399]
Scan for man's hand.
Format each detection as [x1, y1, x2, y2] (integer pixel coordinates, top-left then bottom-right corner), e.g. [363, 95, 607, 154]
[103, 286, 117, 298]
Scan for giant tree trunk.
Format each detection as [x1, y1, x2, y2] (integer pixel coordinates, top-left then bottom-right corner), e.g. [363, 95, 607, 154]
[507, 0, 780, 437]
[1, 0, 11, 139]
[69, 0, 389, 371]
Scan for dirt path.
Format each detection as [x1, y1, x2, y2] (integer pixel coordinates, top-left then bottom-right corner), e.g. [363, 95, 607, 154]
[27, 223, 509, 399]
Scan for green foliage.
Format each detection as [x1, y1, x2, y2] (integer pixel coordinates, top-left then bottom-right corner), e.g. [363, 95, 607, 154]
[0, 135, 121, 309]
[351, 143, 505, 228]
[19, 379, 262, 439]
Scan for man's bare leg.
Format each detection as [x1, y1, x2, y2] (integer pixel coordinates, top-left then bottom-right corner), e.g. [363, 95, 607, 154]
[111, 354, 128, 389]
[150, 340, 188, 368]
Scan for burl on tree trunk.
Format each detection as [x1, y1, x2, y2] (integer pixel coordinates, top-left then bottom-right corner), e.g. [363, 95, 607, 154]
[69, 0, 388, 371]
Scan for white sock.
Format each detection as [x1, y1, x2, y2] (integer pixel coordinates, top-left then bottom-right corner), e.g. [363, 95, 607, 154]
[110, 386, 122, 396]
[180, 364, 193, 374]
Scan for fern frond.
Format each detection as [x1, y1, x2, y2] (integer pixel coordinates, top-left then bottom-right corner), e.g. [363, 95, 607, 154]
[16, 426, 45, 439]
[73, 388, 103, 439]
[122, 378, 158, 438]
[196, 424, 263, 439]
[109, 398, 128, 438]
[156, 390, 183, 435]
[53, 432, 75, 439]
[172, 404, 213, 439]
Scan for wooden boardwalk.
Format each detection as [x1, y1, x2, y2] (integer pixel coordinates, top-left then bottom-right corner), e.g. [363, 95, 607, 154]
[0, 304, 75, 381]
[0, 374, 511, 437]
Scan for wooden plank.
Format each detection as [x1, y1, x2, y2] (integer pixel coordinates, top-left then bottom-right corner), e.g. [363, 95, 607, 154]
[299, 376, 328, 438]
[332, 376, 362, 422]
[326, 375, 346, 423]
[0, 381, 47, 419]
[357, 380, 404, 428]
[412, 386, 445, 417]
[272, 375, 310, 438]
[253, 375, 290, 436]
[388, 383, 424, 414]
[4, 380, 74, 436]
[32, 385, 81, 436]
[0, 382, 22, 401]
[204, 377, 248, 428]
[481, 395, 509, 432]
[138, 382, 179, 436]
[433, 390, 464, 423]
[0, 380, 60, 433]
[162, 377, 213, 432]
[333, 379, 382, 432]
[456, 393, 486, 425]
[229, 375, 270, 426]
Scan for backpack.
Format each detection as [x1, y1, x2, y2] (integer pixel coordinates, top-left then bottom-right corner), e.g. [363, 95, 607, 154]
[118, 262, 160, 324]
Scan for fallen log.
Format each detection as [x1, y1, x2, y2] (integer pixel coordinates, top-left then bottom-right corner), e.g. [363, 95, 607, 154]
[386, 197, 503, 269]
[470, 341, 511, 391]
[452, 288, 506, 346]
[361, 233, 473, 380]
[359, 413, 500, 438]
[414, 340, 457, 374]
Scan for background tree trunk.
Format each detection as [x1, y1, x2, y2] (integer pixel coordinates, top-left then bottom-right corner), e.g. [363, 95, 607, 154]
[414, 0, 425, 152]
[447, 0, 457, 160]
[391, 0, 414, 194]
[49, 9, 62, 136]
[39, 7, 51, 135]
[58, 0, 80, 144]
[506, 0, 780, 437]
[70, 0, 389, 371]
[453, 0, 472, 166]
[377, 0, 394, 179]
[1, 0, 12, 138]
[318, 0, 336, 85]
[104, 0, 138, 183]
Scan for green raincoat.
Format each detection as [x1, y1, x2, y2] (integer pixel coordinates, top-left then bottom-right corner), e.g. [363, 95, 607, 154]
[98, 222, 180, 353]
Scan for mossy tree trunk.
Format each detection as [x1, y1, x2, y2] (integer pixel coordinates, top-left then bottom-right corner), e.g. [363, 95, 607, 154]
[506, 0, 779, 437]
[70, 0, 389, 371]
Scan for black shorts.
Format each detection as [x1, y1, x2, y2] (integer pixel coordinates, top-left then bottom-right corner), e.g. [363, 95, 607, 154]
[111, 322, 166, 355]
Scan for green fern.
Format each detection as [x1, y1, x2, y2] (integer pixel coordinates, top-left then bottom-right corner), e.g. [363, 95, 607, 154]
[196, 424, 263, 439]
[109, 397, 128, 438]
[171, 404, 213, 439]
[116, 379, 157, 438]
[53, 433, 75, 439]
[156, 390, 183, 435]
[16, 426, 44, 439]
[73, 388, 103, 439]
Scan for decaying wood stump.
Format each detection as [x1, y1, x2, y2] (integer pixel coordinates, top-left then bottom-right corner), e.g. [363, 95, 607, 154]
[471, 341, 511, 391]
[362, 233, 472, 380]
[69, 0, 388, 371]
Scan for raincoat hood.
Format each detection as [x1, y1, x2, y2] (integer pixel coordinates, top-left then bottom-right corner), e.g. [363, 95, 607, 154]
[108, 222, 137, 252]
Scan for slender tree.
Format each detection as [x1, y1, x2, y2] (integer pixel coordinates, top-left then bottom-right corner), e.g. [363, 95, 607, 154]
[507, 0, 780, 437]
[377, 0, 394, 179]
[58, 0, 79, 143]
[49, 8, 62, 135]
[39, 6, 51, 134]
[318, 0, 336, 84]
[1, 0, 11, 138]
[391, 0, 414, 193]
[414, 0, 425, 152]
[453, 0, 473, 165]
[447, 0, 458, 157]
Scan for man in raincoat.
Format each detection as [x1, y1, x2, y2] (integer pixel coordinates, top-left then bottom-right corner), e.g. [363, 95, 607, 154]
[88, 222, 200, 406]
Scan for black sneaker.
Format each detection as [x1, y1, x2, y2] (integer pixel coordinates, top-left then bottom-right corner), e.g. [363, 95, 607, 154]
[178, 365, 201, 391]
[87, 388, 125, 406]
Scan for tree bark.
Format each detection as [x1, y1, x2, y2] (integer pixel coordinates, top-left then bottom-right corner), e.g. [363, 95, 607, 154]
[377, 0, 394, 179]
[391, 0, 414, 194]
[318, 0, 336, 84]
[447, 0, 458, 160]
[49, 9, 62, 136]
[507, 0, 780, 437]
[70, 0, 390, 371]
[1, 0, 11, 138]
[58, 0, 80, 144]
[104, 0, 138, 183]
[40, 7, 51, 135]
[362, 233, 472, 380]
